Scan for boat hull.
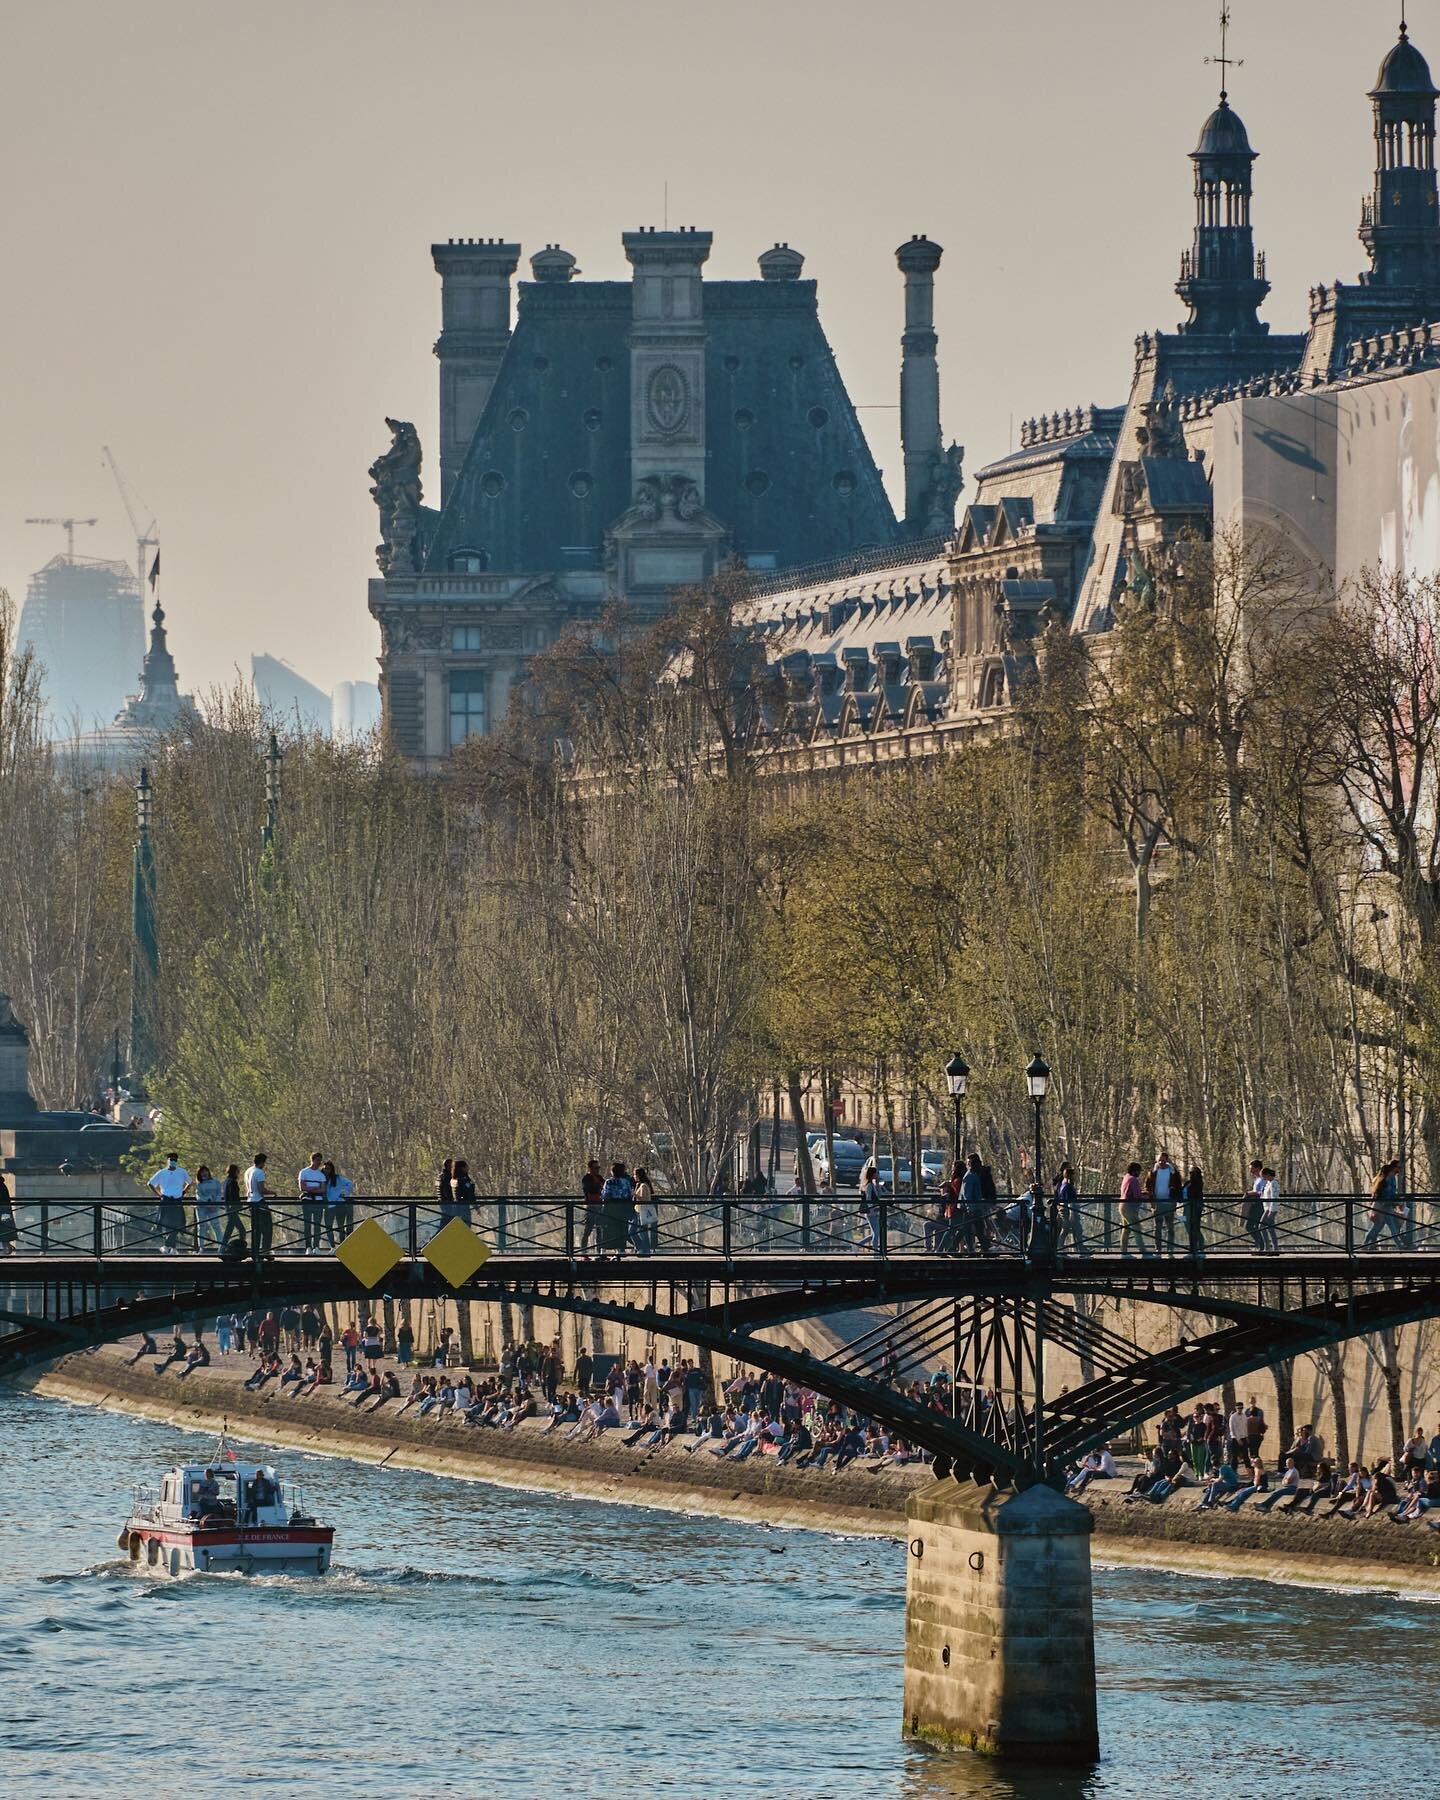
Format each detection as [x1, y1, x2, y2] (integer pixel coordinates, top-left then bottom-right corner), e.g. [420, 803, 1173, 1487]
[119, 1522, 334, 1576]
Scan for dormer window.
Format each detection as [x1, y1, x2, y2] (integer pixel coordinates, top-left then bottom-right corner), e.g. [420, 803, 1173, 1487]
[449, 548, 487, 573]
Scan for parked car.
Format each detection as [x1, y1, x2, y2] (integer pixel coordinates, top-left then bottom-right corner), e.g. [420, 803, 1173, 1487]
[812, 1137, 868, 1188]
[920, 1150, 947, 1190]
[872, 1155, 914, 1196]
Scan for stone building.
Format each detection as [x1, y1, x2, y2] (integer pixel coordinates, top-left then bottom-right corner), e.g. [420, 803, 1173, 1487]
[368, 22, 1440, 774]
[368, 230, 962, 770]
[736, 19, 1440, 775]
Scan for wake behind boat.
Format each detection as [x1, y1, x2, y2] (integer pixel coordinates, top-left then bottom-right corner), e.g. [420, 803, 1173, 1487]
[118, 1427, 333, 1576]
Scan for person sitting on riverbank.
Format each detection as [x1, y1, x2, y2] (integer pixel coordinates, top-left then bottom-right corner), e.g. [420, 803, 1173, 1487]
[295, 1358, 320, 1394]
[565, 1396, 620, 1441]
[1121, 1448, 1169, 1502]
[339, 1365, 370, 1399]
[127, 1332, 159, 1366]
[541, 1392, 580, 1433]
[362, 1370, 402, 1411]
[1279, 1461, 1336, 1514]
[153, 1333, 188, 1375]
[1253, 1458, 1302, 1512]
[279, 1354, 305, 1388]
[1353, 1458, 1399, 1520]
[1392, 1465, 1440, 1521]
[777, 1419, 813, 1465]
[175, 1339, 211, 1380]
[245, 1353, 281, 1391]
[396, 1373, 427, 1415]
[1195, 1462, 1241, 1510]
[1067, 1447, 1117, 1496]
[1286, 1424, 1323, 1477]
[1222, 1461, 1269, 1511]
[1318, 1462, 1365, 1516]
[417, 1380, 455, 1418]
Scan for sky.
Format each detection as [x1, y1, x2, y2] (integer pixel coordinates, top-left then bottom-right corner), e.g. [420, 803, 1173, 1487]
[0, 0, 1418, 696]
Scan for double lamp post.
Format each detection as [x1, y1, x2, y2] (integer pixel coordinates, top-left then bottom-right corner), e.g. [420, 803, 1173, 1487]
[943, 1050, 1052, 1187]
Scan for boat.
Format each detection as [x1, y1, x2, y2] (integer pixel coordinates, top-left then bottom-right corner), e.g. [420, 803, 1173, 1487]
[118, 1427, 334, 1576]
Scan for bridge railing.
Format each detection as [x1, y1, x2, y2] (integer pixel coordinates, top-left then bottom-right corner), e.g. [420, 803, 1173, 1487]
[3, 1192, 1435, 1260]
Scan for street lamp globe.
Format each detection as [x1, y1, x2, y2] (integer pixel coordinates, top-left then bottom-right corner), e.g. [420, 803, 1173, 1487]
[944, 1052, 969, 1099]
[1026, 1053, 1051, 1102]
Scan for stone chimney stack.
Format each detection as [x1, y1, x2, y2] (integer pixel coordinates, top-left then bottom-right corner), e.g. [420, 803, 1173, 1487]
[623, 227, 712, 500]
[431, 238, 521, 508]
[896, 235, 945, 530]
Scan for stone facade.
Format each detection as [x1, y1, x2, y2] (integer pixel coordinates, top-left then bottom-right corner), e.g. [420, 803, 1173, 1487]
[370, 229, 963, 771]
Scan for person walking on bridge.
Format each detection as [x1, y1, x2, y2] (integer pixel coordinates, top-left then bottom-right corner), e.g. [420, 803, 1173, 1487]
[1119, 1164, 1146, 1258]
[1150, 1153, 1178, 1256]
[243, 1154, 274, 1261]
[1364, 1159, 1404, 1250]
[299, 1152, 328, 1253]
[1183, 1165, 1205, 1261]
[220, 1165, 246, 1254]
[147, 1151, 193, 1254]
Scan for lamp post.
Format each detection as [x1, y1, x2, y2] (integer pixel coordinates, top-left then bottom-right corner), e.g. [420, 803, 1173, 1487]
[944, 1052, 969, 1168]
[129, 766, 158, 1084]
[1026, 1053, 1050, 1187]
[262, 732, 283, 848]
[1025, 1050, 1052, 1482]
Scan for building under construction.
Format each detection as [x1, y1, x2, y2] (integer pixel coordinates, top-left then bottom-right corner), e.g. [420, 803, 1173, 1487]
[17, 553, 144, 733]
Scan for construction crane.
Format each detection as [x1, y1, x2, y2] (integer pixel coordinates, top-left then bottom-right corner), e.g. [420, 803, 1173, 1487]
[25, 516, 98, 560]
[101, 447, 158, 598]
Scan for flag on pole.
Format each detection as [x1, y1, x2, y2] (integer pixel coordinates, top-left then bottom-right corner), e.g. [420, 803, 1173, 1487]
[148, 550, 160, 590]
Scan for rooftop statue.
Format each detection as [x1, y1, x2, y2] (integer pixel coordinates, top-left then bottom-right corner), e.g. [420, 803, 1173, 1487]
[923, 442, 965, 535]
[369, 418, 424, 575]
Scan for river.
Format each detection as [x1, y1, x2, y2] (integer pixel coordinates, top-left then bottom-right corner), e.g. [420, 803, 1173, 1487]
[0, 1389, 1428, 1796]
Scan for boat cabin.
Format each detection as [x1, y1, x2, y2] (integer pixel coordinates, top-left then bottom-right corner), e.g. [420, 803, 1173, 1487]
[143, 1461, 292, 1527]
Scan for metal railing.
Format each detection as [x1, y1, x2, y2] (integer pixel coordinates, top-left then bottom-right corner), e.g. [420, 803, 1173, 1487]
[4, 1192, 1439, 1263]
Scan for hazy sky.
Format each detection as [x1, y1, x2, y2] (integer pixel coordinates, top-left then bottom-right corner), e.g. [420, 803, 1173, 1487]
[0, 0, 1416, 695]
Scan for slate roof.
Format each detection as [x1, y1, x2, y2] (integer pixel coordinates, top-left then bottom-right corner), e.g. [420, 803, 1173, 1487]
[425, 278, 898, 577]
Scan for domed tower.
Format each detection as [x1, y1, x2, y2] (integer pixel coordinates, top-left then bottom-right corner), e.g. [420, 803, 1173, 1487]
[1175, 94, 1270, 336]
[1360, 18, 1440, 289]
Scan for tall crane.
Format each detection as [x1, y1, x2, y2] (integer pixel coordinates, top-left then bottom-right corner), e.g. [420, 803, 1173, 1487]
[25, 516, 98, 560]
[101, 447, 158, 599]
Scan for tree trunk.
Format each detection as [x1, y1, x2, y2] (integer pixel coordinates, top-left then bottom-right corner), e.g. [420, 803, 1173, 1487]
[1272, 1358, 1295, 1457]
[456, 1298, 475, 1365]
[498, 1294, 516, 1352]
[1379, 1327, 1406, 1467]
[1318, 1342, 1350, 1469]
[381, 1296, 396, 1356]
[519, 1300, 535, 1346]
[786, 1068, 816, 1194]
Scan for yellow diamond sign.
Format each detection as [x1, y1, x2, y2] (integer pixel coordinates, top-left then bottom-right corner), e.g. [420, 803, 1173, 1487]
[424, 1218, 492, 1288]
[335, 1217, 404, 1289]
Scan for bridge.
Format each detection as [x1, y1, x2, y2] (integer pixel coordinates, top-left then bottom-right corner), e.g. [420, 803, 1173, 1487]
[7, 1189, 1436, 1762]
[4, 1189, 1438, 1487]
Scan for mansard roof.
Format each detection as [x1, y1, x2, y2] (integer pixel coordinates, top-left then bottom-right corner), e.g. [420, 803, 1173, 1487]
[425, 277, 898, 577]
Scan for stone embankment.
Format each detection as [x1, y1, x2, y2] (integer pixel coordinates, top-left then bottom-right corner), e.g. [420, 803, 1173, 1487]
[27, 1344, 1440, 1595]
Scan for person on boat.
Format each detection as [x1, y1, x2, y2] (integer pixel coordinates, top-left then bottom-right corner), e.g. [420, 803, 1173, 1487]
[244, 1472, 278, 1519]
[193, 1468, 220, 1514]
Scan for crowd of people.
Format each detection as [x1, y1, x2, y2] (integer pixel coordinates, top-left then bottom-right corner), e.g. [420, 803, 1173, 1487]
[1064, 1395, 1440, 1525]
[143, 1151, 355, 1257]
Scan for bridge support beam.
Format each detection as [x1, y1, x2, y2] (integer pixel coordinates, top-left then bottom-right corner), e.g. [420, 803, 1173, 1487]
[902, 1479, 1098, 1765]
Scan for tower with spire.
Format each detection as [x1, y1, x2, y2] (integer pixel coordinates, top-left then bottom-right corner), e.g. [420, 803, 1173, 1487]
[1176, 8, 1270, 337]
[1360, 12, 1440, 290]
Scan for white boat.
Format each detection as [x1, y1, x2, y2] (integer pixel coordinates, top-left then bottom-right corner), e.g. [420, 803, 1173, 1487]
[118, 1430, 334, 1576]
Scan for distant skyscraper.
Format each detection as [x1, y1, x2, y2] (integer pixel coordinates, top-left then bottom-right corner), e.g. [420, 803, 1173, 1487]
[17, 555, 144, 732]
[251, 654, 331, 733]
[331, 680, 381, 738]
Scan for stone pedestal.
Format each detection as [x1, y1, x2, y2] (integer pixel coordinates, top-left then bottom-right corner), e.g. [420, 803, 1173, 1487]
[903, 1478, 1098, 1764]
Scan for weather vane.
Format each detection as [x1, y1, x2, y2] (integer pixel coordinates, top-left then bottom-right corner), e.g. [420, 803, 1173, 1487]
[1206, 5, 1242, 102]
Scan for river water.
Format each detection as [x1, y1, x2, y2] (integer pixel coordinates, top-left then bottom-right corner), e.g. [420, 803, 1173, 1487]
[0, 1390, 1426, 1797]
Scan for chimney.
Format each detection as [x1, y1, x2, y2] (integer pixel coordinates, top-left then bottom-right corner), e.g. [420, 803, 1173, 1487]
[895, 235, 944, 529]
[622, 227, 713, 500]
[431, 238, 522, 508]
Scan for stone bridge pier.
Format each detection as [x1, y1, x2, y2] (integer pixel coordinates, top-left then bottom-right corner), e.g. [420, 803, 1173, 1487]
[903, 1479, 1098, 1765]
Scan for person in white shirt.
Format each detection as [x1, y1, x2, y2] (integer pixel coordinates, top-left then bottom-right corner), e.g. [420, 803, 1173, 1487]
[1151, 1153, 1178, 1255]
[1258, 1167, 1280, 1255]
[243, 1154, 273, 1260]
[147, 1153, 193, 1253]
[298, 1152, 328, 1253]
[1254, 1457, 1302, 1512]
[324, 1161, 355, 1245]
[1227, 1406, 1248, 1467]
